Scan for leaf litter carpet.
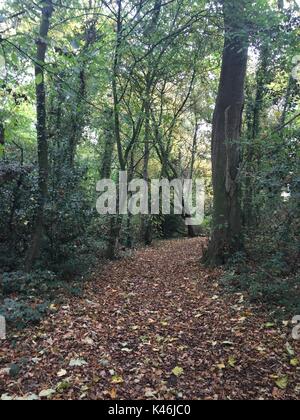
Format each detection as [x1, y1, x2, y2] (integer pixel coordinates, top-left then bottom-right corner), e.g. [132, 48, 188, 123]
[1, 238, 299, 400]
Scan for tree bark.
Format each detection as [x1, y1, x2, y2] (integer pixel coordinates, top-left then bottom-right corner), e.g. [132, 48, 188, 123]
[0, 122, 4, 148]
[25, 0, 53, 272]
[141, 79, 153, 245]
[243, 47, 268, 227]
[204, 0, 249, 266]
[101, 108, 115, 179]
[107, 0, 125, 259]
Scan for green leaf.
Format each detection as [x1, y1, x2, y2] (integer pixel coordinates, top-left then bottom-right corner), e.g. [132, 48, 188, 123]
[35, 73, 43, 86]
[172, 366, 184, 377]
[290, 358, 299, 367]
[228, 356, 237, 368]
[111, 375, 124, 384]
[275, 376, 289, 390]
[285, 342, 295, 357]
[0, 144, 4, 158]
[0, 54, 5, 72]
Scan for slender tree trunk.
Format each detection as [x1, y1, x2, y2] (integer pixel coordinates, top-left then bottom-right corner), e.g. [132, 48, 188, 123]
[0, 122, 4, 159]
[244, 48, 268, 226]
[25, 0, 53, 272]
[141, 80, 153, 245]
[190, 119, 199, 179]
[69, 69, 86, 167]
[185, 118, 199, 238]
[0, 122, 4, 148]
[107, 0, 125, 259]
[204, 0, 249, 266]
[101, 108, 115, 179]
[112, 0, 125, 172]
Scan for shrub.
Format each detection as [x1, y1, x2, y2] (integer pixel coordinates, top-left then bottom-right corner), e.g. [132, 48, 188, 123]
[0, 298, 49, 328]
[1, 270, 60, 297]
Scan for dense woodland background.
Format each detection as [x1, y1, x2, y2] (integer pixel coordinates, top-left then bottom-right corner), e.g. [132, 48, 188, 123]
[0, 0, 299, 326]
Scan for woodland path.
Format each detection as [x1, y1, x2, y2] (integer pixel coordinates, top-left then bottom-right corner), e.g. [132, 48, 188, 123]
[1, 238, 299, 400]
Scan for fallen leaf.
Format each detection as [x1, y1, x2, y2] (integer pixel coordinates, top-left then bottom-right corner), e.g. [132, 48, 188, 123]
[285, 342, 295, 357]
[69, 358, 88, 367]
[109, 388, 117, 399]
[275, 376, 289, 390]
[57, 369, 67, 378]
[145, 388, 157, 398]
[1, 394, 13, 401]
[228, 356, 237, 368]
[172, 366, 184, 377]
[111, 375, 124, 384]
[39, 389, 56, 398]
[217, 363, 226, 370]
[82, 337, 94, 345]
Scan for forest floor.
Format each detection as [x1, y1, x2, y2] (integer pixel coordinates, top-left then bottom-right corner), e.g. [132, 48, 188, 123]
[0, 238, 299, 400]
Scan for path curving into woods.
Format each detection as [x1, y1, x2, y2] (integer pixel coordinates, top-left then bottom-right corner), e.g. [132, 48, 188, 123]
[1, 238, 299, 400]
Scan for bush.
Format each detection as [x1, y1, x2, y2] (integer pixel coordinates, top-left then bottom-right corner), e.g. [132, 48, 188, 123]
[1, 270, 60, 297]
[0, 298, 49, 328]
[221, 254, 300, 316]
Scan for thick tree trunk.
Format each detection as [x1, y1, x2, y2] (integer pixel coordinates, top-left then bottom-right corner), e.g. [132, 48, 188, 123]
[205, 0, 249, 266]
[25, 0, 53, 272]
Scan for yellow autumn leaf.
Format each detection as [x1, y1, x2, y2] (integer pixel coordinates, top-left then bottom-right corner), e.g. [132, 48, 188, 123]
[172, 366, 184, 377]
[290, 358, 299, 367]
[217, 363, 226, 370]
[109, 388, 117, 399]
[228, 356, 237, 368]
[275, 376, 289, 390]
[111, 375, 124, 384]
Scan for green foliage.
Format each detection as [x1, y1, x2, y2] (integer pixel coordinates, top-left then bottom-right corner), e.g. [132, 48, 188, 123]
[1, 270, 59, 296]
[0, 298, 49, 328]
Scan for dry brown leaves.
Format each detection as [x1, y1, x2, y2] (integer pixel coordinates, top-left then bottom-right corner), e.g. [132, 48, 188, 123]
[0, 238, 299, 400]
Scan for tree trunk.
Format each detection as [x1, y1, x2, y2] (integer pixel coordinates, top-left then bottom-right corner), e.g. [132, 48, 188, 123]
[107, 0, 125, 259]
[0, 122, 4, 147]
[0, 122, 4, 159]
[204, 0, 249, 266]
[101, 108, 115, 179]
[141, 80, 153, 245]
[243, 47, 268, 227]
[25, 0, 53, 272]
